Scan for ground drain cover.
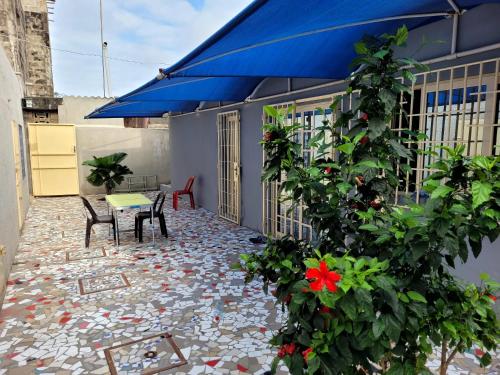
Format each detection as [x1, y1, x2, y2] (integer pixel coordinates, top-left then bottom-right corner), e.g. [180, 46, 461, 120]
[78, 273, 130, 295]
[104, 332, 187, 374]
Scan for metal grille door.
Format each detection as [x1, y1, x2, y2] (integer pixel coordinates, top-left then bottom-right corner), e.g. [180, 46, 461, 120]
[217, 111, 241, 224]
[262, 57, 500, 239]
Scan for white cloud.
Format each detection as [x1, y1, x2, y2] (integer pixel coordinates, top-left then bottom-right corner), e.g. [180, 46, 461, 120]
[50, 0, 252, 97]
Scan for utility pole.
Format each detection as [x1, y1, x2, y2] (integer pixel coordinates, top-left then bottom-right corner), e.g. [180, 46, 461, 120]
[99, 0, 106, 97]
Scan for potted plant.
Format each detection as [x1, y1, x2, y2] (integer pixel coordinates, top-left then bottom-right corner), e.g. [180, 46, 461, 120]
[82, 152, 132, 195]
[241, 26, 499, 374]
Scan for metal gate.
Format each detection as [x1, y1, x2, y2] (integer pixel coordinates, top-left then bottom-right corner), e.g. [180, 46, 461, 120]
[262, 57, 500, 238]
[28, 123, 79, 196]
[217, 111, 241, 224]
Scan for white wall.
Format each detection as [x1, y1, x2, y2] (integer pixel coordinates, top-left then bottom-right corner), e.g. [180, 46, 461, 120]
[0, 46, 30, 304]
[76, 126, 170, 195]
[58, 96, 124, 126]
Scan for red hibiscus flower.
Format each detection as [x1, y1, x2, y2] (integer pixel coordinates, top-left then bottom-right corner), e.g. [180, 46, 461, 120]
[263, 131, 275, 142]
[360, 112, 369, 121]
[277, 346, 286, 358]
[488, 294, 497, 302]
[305, 261, 342, 292]
[359, 135, 369, 145]
[319, 306, 331, 314]
[285, 342, 296, 355]
[325, 167, 333, 174]
[302, 348, 313, 362]
[278, 343, 296, 357]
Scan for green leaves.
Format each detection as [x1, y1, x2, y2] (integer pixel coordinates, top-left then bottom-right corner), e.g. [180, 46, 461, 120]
[471, 181, 492, 208]
[83, 152, 132, 193]
[406, 291, 427, 303]
[430, 185, 454, 199]
[249, 24, 500, 375]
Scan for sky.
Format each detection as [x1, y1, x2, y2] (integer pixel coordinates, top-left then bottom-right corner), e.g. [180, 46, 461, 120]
[49, 0, 252, 97]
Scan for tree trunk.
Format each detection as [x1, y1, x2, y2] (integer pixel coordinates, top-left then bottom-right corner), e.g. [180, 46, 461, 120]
[439, 341, 448, 375]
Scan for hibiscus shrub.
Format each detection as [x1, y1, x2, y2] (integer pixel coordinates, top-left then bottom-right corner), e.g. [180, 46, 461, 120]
[241, 26, 499, 374]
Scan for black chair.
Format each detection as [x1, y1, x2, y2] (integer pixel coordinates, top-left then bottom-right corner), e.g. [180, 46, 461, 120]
[81, 196, 116, 248]
[135, 192, 168, 242]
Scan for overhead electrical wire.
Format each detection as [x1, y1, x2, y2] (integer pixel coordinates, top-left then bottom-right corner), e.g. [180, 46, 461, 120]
[1, 33, 170, 66]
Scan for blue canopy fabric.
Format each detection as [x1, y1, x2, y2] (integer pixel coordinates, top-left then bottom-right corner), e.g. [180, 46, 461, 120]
[87, 0, 498, 118]
[163, 0, 497, 79]
[87, 100, 199, 118]
[119, 76, 262, 102]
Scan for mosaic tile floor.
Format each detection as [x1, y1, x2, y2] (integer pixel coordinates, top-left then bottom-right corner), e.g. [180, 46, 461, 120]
[0, 193, 497, 374]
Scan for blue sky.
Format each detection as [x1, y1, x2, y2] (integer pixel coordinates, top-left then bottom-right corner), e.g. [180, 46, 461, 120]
[50, 0, 251, 97]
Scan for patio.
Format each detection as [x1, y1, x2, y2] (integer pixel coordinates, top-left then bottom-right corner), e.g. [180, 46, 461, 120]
[0, 193, 497, 374]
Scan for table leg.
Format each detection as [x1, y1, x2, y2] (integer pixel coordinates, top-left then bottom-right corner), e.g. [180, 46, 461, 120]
[115, 209, 120, 246]
[107, 202, 110, 237]
[151, 206, 155, 245]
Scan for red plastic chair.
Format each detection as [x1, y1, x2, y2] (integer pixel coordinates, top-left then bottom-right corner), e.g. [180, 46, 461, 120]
[173, 176, 195, 210]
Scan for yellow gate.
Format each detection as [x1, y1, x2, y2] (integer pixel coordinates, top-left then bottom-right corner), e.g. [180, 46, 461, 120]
[28, 123, 79, 196]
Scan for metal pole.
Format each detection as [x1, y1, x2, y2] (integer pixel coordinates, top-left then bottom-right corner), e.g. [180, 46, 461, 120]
[99, 0, 106, 97]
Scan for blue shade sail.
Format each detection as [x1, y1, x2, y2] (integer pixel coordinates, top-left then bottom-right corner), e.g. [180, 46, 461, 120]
[119, 76, 262, 102]
[86, 100, 199, 118]
[87, 0, 499, 118]
[163, 0, 499, 79]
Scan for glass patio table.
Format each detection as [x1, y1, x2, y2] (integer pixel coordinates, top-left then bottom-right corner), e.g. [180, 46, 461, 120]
[105, 193, 155, 246]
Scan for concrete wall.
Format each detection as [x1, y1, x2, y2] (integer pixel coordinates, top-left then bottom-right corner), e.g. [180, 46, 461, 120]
[21, 0, 53, 97]
[0, 46, 30, 304]
[76, 127, 170, 195]
[169, 4, 500, 283]
[58, 96, 124, 127]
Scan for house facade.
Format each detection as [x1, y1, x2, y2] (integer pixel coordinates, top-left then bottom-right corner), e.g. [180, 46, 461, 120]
[168, 3, 500, 283]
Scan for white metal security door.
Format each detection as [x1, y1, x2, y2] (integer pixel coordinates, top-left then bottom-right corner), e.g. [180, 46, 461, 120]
[217, 110, 241, 224]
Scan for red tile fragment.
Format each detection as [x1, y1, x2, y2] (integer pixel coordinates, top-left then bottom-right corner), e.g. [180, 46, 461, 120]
[25, 305, 36, 311]
[36, 359, 44, 367]
[7, 297, 17, 303]
[237, 364, 248, 372]
[62, 311, 71, 316]
[259, 327, 267, 333]
[25, 314, 35, 319]
[59, 316, 71, 324]
[5, 352, 18, 359]
[102, 312, 110, 318]
[94, 342, 102, 349]
[79, 322, 89, 329]
[159, 307, 166, 313]
[154, 265, 162, 269]
[132, 318, 143, 323]
[205, 359, 220, 367]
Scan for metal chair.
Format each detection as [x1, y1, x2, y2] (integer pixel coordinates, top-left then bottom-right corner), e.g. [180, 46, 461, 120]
[135, 191, 168, 242]
[80, 196, 115, 248]
[173, 176, 195, 210]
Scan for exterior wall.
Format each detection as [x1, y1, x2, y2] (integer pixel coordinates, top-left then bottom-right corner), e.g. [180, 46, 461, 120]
[21, 0, 53, 97]
[0, 46, 30, 304]
[58, 96, 124, 126]
[169, 3, 500, 283]
[0, 0, 28, 92]
[76, 127, 170, 195]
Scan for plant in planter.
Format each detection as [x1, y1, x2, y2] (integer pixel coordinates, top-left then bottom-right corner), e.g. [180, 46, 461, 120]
[241, 26, 499, 374]
[83, 152, 132, 194]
